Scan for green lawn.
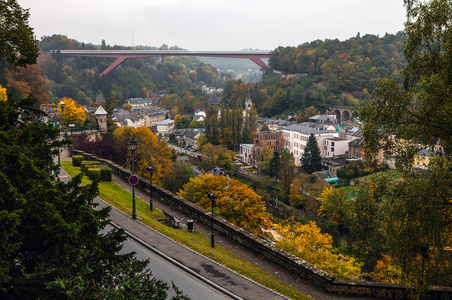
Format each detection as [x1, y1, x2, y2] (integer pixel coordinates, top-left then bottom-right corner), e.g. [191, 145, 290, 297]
[61, 161, 311, 300]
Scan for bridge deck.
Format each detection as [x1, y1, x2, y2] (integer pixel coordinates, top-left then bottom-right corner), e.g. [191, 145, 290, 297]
[57, 50, 271, 75]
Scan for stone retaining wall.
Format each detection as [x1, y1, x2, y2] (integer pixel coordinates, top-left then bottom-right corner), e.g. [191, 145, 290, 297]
[71, 149, 452, 299]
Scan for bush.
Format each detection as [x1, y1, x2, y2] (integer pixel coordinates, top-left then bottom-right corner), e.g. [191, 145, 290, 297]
[81, 160, 100, 173]
[72, 155, 84, 166]
[99, 166, 112, 181]
[86, 165, 111, 181]
[86, 168, 101, 181]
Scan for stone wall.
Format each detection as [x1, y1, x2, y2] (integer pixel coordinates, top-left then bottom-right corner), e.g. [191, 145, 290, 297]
[70, 149, 452, 299]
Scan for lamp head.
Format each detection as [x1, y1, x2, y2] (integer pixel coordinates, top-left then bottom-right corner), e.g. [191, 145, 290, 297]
[128, 138, 138, 152]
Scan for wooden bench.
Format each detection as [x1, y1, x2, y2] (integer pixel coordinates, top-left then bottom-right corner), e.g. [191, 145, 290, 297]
[158, 210, 180, 229]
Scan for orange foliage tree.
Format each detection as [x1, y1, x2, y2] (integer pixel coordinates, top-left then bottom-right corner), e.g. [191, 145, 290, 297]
[275, 220, 363, 280]
[114, 126, 173, 185]
[178, 174, 272, 236]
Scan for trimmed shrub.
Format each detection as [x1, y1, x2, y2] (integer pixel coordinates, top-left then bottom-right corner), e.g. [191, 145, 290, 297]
[86, 165, 112, 181]
[99, 166, 112, 181]
[81, 160, 100, 173]
[86, 168, 101, 181]
[72, 155, 84, 166]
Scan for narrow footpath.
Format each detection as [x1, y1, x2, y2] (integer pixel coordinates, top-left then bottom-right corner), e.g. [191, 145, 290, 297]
[59, 147, 378, 300]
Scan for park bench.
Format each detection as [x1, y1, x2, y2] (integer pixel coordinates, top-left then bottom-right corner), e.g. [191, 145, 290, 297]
[158, 210, 180, 229]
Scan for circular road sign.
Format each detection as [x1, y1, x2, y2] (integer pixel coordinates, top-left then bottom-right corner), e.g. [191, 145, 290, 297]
[128, 175, 139, 186]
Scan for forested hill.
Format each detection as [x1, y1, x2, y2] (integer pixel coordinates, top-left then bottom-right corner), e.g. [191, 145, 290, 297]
[269, 32, 406, 93]
[244, 32, 406, 118]
[35, 35, 225, 108]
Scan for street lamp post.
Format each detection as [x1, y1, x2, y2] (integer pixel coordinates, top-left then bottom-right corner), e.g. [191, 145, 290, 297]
[208, 192, 216, 248]
[58, 101, 65, 166]
[128, 138, 138, 220]
[147, 166, 154, 211]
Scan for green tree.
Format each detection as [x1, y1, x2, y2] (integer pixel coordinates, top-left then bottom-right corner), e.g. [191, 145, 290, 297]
[268, 151, 281, 180]
[279, 150, 295, 201]
[358, 0, 452, 291]
[0, 0, 39, 70]
[174, 114, 190, 129]
[301, 134, 323, 173]
[257, 147, 274, 175]
[0, 96, 187, 299]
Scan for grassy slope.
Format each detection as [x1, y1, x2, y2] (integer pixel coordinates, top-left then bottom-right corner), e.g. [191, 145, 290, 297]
[61, 161, 311, 300]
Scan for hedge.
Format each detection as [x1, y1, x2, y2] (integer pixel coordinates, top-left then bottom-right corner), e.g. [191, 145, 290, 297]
[86, 165, 112, 181]
[86, 168, 101, 181]
[72, 155, 84, 167]
[81, 160, 100, 173]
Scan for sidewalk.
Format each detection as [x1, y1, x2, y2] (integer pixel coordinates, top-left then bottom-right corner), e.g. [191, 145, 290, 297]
[59, 147, 372, 300]
[58, 148, 288, 300]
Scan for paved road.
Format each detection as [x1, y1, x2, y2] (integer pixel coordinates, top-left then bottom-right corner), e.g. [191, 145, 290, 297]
[103, 224, 231, 300]
[58, 165, 288, 300]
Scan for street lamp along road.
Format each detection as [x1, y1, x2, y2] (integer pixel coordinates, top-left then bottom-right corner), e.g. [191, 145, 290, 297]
[208, 192, 216, 248]
[147, 166, 154, 211]
[128, 138, 138, 220]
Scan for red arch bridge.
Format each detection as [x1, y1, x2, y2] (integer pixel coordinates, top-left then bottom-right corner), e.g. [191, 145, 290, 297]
[58, 50, 271, 76]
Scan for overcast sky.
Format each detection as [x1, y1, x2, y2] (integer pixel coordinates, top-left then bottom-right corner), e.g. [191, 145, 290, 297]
[18, 0, 407, 51]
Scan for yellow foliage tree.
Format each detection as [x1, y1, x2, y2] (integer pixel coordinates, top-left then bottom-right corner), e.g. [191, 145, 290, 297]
[369, 254, 403, 284]
[114, 126, 173, 185]
[288, 177, 306, 207]
[0, 86, 7, 102]
[275, 220, 363, 280]
[178, 174, 272, 236]
[317, 186, 350, 225]
[59, 97, 86, 125]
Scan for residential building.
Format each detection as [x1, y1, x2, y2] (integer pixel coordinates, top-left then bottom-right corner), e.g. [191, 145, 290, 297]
[239, 144, 255, 166]
[156, 119, 174, 135]
[323, 137, 351, 158]
[347, 138, 365, 160]
[281, 124, 338, 166]
[414, 149, 436, 169]
[254, 131, 283, 154]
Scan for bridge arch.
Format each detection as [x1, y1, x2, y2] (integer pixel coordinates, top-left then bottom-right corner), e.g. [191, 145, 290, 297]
[329, 105, 353, 122]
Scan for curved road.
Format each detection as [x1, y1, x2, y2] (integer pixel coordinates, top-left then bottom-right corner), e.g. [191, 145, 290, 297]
[58, 168, 287, 300]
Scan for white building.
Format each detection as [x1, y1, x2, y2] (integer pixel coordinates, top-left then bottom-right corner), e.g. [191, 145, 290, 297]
[156, 119, 174, 135]
[239, 144, 255, 166]
[281, 124, 338, 166]
[323, 137, 351, 158]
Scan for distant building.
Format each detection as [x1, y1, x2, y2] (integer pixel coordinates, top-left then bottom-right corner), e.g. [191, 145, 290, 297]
[323, 137, 350, 158]
[254, 131, 283, 154]
[281, 124, 338, 166]
[239, 144, 255, 166]
[156, 119, 174, 134]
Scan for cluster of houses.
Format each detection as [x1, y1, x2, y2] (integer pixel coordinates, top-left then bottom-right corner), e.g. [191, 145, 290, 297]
[40, 92, 438, 173]
[239, 111, 365, 177]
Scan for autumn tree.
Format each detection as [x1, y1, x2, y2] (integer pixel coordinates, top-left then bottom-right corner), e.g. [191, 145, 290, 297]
[4, 64, 49, 105]
[114, 126, 173, 186]
[178, 174, 272, 236]
[58, 97, 86, 125]
[174, 114, 190, 129]
[275, 220, 363, 280]
[288, 177, 306, 208]
[301, 134, 323, 173]
[317, 186, 350, 226]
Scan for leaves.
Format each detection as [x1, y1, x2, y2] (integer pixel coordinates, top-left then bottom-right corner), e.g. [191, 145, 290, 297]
[178, 174, 272, 236]
[275, 220, 363, 280]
